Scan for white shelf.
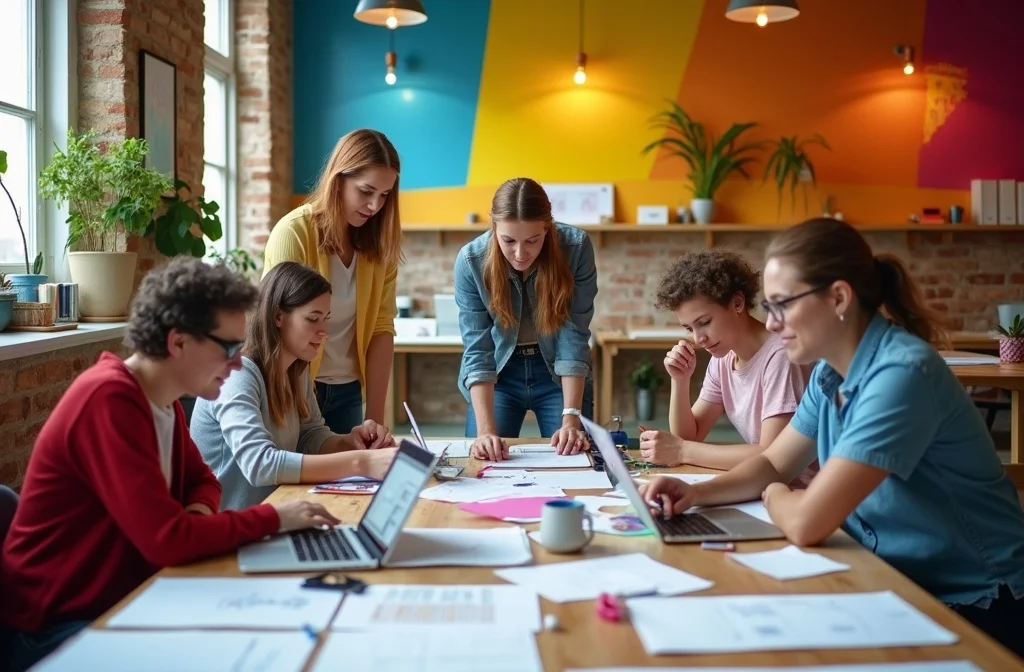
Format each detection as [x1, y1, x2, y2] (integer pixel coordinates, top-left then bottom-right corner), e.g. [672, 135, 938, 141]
[0, 322, 127, 362]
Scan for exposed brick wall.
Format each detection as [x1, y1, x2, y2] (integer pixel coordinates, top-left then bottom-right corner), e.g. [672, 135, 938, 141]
[0, 340, 127, 488]
[237, 0, 293, 261]
[399, 229, 1024, 423]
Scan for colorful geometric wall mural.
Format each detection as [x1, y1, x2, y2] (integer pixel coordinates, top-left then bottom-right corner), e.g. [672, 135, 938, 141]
[293, 0, 1024, 223]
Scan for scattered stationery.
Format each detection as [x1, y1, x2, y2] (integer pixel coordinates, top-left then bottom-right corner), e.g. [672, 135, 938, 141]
[942, 354, 999, 366]
[727, 544, 852, 581]
[385, 528, 534, 568]
[510, 443, 559, 453]
[420, 477, 565, 504]
[422, 439, 471, 458]
[482, 451, 592, 469]
[309, 476, 380, 495]
[626, 591, 958, 654]
[32, 630, 315, 672]
[311, 629, 543, 672]
[573, 496, 653, 536]
[567, 663, 982, 672]
[495, 553, 713, 603]
[106, 578, 343, 630]
[459, 496, 568, 523]
[331, 584, 541, 631]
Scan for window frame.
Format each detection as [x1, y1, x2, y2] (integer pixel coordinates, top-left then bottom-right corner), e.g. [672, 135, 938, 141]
[203, 0, 237, 257]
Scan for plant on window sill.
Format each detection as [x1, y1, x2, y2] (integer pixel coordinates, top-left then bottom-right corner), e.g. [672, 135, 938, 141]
[150, 180, 223, 258]
[0, 149, 43, 276]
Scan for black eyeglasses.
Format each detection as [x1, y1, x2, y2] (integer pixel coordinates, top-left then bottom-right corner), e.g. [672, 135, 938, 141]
[205, 333, 245, 359]
[761, 284, 830, 323]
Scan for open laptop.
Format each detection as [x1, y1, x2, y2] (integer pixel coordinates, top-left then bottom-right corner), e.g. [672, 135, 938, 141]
[237, 439, 438, 573]
[580, 417, 784, 543]
[404, 401, 464, 479]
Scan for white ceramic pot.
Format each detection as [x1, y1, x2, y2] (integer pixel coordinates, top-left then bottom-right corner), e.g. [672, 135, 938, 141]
[690, 198, 715, 224]
[67, 251, 138, 318]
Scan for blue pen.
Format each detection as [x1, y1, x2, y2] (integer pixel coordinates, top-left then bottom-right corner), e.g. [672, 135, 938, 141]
[512, 482, 535, 487]
[302, 623, 318, 641]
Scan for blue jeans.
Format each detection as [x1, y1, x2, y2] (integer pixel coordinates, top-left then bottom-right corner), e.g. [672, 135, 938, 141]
[315, 380, 363, 435]
[465, 347, 593, 438]
[2, 620, 90, 672]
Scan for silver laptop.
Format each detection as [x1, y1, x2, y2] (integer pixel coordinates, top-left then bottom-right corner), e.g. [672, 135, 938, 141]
[237, 440, 438, 573]
[581, 417, 784, 543]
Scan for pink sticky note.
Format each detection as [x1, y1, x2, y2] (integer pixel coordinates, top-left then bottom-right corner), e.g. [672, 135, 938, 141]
[459, 496, 567, 522]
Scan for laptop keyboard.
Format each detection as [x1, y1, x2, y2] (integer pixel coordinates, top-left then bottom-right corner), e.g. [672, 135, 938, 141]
[656, 513, 728, 537]
[291, 528, 358, 562]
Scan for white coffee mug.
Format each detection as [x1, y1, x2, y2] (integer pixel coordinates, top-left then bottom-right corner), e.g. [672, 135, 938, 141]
[540, 500, 594, 553]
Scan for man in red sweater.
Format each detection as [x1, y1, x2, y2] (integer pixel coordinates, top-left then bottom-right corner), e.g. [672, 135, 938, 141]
[0, 258, 339, 672]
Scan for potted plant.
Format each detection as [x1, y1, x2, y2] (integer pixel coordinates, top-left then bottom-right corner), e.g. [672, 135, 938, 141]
[762, 134, 831, 219]
[151, 180, 224, 258]
[0, 149, 49, 302]
[208, 247, 258, 280]
[39, 129, 171, 318]
[0, 272, 16, 332]
[995, 314, 1024, 364]
[642, 101, 761, 224]
[630, 361, 663, 422]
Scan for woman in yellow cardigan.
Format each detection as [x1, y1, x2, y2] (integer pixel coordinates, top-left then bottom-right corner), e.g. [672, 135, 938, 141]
[263, 129, 402, 437]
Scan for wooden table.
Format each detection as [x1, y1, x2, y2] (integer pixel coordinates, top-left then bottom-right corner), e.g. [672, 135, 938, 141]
[93, 443, 1021, 671]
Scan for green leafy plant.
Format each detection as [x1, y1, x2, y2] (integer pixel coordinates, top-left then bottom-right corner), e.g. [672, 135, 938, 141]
[762, 134, 831, 217]
[995, 314, 1024, 339]
[150, 180, 223, 258]
[641, 101, 762, 200]
[208, 247, 258, 279]
[0, 149, 37, 274]
[630, 361, 664, 390]
[39, 128, 172, 252]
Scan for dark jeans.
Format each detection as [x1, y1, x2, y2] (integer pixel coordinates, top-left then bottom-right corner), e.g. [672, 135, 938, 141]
[950, 584, 1024, 660]
[2, 620, 90, 672]
[465, 347, 593, 438]
[315, 380, 364, 435]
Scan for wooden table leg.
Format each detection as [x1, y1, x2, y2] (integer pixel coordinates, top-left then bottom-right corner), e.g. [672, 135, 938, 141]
[599, 345, 616, 424]
[396, 352, 409, 424]
[1008, 390, 1024, 488]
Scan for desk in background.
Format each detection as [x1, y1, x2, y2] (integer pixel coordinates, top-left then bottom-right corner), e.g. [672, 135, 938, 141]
[384, 336, 465, 427]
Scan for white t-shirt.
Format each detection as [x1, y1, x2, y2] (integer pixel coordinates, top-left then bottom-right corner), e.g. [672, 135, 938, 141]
[149, 402, 176, 488]
[318, 255, 359, 384]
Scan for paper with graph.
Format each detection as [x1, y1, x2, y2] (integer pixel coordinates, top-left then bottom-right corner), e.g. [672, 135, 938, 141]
[331, 584, 541, 631]
[105, 577, 343, 630]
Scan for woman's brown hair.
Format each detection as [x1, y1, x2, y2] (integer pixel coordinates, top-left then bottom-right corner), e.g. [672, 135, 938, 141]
[306, 128, 402, 267]
[484, 178, 574, 335]
[765, 218, 947, 346]
[246, 262, 332, 426]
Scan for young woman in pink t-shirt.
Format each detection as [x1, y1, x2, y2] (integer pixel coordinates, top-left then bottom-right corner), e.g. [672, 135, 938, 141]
[639, 250, 816, 485]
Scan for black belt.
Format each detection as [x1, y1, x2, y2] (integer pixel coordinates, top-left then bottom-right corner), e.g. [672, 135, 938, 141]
[514, 344, 540, 357]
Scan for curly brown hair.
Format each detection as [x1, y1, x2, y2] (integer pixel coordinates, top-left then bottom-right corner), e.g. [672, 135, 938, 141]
[125, 257, 258, 358]
[655, 249, 760, 312]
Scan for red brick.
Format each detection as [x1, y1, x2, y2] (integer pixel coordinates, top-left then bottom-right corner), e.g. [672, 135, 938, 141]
[1009, 273, 1024, 284]
[0, 398, 30, 425]
[935, 247, 969, 258]
[79, 9, 125, 25]
[15, 361, 72, 392]
[0, 372, 10, 396]
[966, 273, 1006, 285]
[31, 389, 66, 418]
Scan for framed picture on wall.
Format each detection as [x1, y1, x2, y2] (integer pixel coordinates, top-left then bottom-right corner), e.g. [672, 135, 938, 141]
[541, 183, 615, 225]
[139, 50, 176, 180]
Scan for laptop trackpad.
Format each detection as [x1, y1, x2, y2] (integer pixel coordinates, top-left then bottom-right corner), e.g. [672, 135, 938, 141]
[702, 507, 782, 535]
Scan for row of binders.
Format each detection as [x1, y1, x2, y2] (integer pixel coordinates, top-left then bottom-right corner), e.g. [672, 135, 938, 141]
[36, 283, 80, 323]
[970, 179, 1024, 225]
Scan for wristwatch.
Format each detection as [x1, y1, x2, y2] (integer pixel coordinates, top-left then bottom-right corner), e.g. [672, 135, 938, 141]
[561, 407, 582, 418]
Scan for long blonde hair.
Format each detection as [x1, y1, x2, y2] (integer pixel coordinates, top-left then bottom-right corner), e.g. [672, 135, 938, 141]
[484, 178, 573, 334]
[246, 262, 332, 426]
[306, 128, 402, 267]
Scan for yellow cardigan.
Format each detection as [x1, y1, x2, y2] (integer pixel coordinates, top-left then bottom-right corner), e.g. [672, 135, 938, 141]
[262, 204, 398, 386]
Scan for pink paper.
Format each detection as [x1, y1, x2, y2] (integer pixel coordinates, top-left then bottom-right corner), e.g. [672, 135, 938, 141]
[458, 496, 567, 522]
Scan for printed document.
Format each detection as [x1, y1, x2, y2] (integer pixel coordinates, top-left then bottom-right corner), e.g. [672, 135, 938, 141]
[727, 544, 851, 580]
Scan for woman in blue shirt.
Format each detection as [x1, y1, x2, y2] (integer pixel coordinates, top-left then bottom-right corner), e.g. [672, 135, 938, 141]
[454, 177, 597, 461]
[641, 218, 1024, 658]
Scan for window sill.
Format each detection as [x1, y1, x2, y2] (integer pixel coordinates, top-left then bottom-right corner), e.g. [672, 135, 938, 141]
[0, 323, 126, 362]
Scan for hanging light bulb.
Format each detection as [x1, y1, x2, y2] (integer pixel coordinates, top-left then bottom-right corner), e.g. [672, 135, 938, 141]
[755, 9, 769, 27]
[385, 50, 397, 85]
[903, 62, 915, 76]
[894, 45, 915, 76]
[385, 15, 398, 29]
[574, 53, 587, 85]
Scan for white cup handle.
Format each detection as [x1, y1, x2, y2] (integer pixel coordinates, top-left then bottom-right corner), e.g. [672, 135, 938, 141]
[581, 510, 595, 547]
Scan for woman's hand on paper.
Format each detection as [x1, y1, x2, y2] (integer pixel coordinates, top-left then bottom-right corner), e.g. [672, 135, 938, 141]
[638, 430, 685, 466]
[471, 434, 509, 461]
[350, 420, 395, 450]
[273, 500, 342, 533]
[664, 340, 697, 380]
[638, 476, 697, 518]
[551, 423, 589, 455]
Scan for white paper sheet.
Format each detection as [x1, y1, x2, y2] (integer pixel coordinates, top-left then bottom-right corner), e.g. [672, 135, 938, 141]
[943, 355, 999, 366]
[495, 552, 713, 603]
[510, 443, 558, 453]
[385, 528, 534, 568]
[419, 477, 565, 503]
[34, 630, 315, 672]
[105, 578, 343, 630]
[728, 544, 851, 580]
[332, 584, 541, 631]
[567, 664, 982, 672]
[482, 451, 592, 469]
[422, 439, 471, 458]
[312, 629, 543, 672]
[525, 470, 612, 489]
[626, 591, 958, 654]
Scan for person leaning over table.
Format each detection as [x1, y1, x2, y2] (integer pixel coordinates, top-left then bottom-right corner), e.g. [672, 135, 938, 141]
[190, 262, 398, 511]
[0, 258, 340, 672]
[454, 177, 598, 461]
[640, 218, 1024, 659]
[263, 128, 402, 436]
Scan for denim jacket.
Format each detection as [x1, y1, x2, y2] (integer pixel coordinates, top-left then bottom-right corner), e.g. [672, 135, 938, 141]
[454, 223, 597, 401]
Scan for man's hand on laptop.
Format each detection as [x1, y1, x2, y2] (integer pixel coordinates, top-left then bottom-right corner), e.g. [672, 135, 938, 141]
[357, 447, 400, 480]
[350, 420, 395, 450]
[273, 501, 341, 533]
[471, 434, 509, 461]
[638, 476, 697, 518]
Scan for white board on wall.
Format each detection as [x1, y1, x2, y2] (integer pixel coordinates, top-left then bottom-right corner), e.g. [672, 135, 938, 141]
[541, 183, 615, 225]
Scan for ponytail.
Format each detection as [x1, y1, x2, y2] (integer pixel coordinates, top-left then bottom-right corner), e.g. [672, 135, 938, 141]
[874, 254, 948, 347]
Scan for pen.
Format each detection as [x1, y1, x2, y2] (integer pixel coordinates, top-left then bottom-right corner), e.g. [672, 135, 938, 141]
[302, 623, 318, 642]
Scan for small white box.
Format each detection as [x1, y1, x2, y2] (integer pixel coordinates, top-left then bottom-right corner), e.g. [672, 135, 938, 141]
[998, 179, 1017, 225]
[637, 205, 669, 225]
[970, 179, 998, 225]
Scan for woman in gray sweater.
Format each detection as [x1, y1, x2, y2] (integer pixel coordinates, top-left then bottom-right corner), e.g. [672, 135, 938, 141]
[191, 262, 398, 510]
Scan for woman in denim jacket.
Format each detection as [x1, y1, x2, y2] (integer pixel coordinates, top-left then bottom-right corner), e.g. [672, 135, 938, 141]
[454, 177, 598, 461]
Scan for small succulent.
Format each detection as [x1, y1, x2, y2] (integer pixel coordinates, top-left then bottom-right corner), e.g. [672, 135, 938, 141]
[995, 314, 1024, 339]
[0, 271, 12, 293]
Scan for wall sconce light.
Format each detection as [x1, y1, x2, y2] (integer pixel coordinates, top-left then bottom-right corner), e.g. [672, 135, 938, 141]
[574, 0, 587, 85]
[725, 0, 800, 27]
[894, 44, 915, 75]
[354, 0, 427, 28]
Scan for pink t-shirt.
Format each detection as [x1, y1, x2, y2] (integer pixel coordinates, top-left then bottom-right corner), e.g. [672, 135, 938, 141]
[699, 334, 818, 486]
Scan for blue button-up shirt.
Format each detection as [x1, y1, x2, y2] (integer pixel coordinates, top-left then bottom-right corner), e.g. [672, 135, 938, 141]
[791, 313, 1024, 606]
[453, 223, 597, 401]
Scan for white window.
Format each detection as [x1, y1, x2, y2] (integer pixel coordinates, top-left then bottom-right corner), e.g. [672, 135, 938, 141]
[0, 0, 40, 272]
[203, 0, 235, 257]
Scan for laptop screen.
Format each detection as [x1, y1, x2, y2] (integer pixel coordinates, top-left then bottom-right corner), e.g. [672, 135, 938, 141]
[359, 440, 435, 552]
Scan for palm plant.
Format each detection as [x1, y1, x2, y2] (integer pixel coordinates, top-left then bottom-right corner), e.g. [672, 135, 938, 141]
[762, 134, 831, 218]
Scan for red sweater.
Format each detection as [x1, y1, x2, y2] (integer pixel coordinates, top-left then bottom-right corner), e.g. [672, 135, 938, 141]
[0, 353, 280, 633]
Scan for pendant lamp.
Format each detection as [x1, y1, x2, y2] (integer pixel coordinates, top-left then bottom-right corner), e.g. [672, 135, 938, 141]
[725, 0, 799, 27]
[354, 0, 428, 29]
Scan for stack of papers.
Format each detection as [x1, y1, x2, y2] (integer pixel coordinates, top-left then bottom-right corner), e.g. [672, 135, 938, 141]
[482, 451, 592, 469]
[495, 553, 713, 603]
[386, 528, 534, 568]
[567, 664, 982, 672]
[309, 476, 379, 495]
[942, 354, 999, 366]
[727, 545, 851, 580]
[420, 478, 566, 504]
